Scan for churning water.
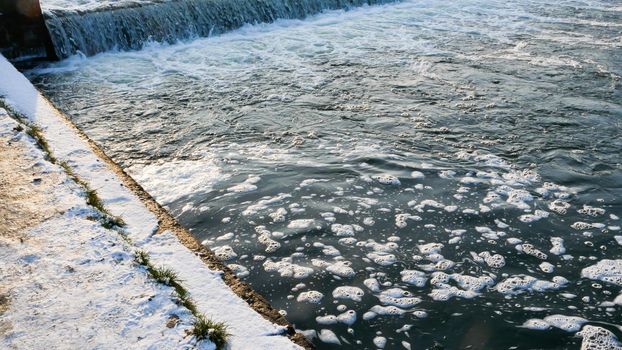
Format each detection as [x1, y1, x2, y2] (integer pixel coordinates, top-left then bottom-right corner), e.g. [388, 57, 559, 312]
[30, 0, 622, 348]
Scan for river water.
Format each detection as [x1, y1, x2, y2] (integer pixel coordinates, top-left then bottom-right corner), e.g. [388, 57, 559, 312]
[29, 0, 622, 348]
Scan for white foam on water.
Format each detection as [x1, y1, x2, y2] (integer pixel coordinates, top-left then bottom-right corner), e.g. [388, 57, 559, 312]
[331, 224, 355, 236]
[410, 171, 425, 179]
[539, 262, 555, 273]
[212, 245, 238, 261]
[429, 286, 479, 301]
[318, 329, 341, 345]
[263, 258, 314, 279]
[522, 314, 589, 333]
[256, 227, 282, 253]
[227, 175, 261, 192]
[516, 243, 548, 260]
[400, 270, 428, 287]
[287, 219, 315, 229]
[495, 275, 568, 295]
[477, 251, 506, 268]
[300, 178, 329, 188]
[577, 325, 622, 350]
[366, 251, 398, 266]
[297, 290, 324, 304]
[522, 319, 551, 330]
[395, 213, 421, 228]
[364, 278, 381, 293]
[372, 174, 401, 185]
[325, 261, 356, 278]
[519, 210, 550, 223]
[243, 193, 292, 216]
[581, 260, 622, 286]
[439, 170, 456, 179]
[572, 222, 596, 230]
[578, 205, 607, 217]
[216, 232, 234, 241]
[373, 336, 387, 348]
[363, 305, 407, 320]
[332, 286, 365, 302]
[418, 243, 444, 255]
[228, 263, 250, 278]
[269, 207, 288, 223]
[543, 315, 588, 332]
[336, 310, 357, 326]
[316, 315, 338, 325]
[338, 237, 357, 246]
[378, 288, 422, 308]
[131, 159, 227, 205]
[550, 237, 566, 255]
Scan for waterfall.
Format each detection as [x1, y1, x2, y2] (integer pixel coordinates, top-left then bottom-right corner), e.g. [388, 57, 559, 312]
[43, 0, 397, 59]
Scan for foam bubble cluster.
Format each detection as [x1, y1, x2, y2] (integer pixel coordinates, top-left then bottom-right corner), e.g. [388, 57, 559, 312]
[212, 245, 238, 261]
[400, 270, 427, 287]
[363, 305, 407, 320]
[333, 286, 365, 302]
[523, 314, 587, 332]
[263, 258, 314, 279]
[318, 329, 340, 345]
[227, 263, 249, 278]
[372, 174, 401, 185]
[577, 325, 622, 350]
[297, 290, 324, 304]
[378, 288, 422, 308]
[496, 275, 568, 295]
[581, 260, 622, 286]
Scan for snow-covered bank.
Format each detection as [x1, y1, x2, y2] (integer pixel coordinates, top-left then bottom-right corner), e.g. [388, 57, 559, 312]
[0, 111, 204, 349]
[0, 55, 305, 349]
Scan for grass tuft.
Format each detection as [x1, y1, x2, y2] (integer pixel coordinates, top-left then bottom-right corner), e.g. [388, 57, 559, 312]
[181, 297, 198, 315]
[58, 161, 81, 183]
[134, 252, 198, 321]
[60, 161, 126, 229]
[83, 187, 125, 228]
[100, 214, 126, 229]
[26, 125, 57, 163]
[150, 266, 179, 285]
[134, 250, 150, 266]
[85, 188, 106, 212]
[133, 251, 229, 348]
[193, 314, 229, 349]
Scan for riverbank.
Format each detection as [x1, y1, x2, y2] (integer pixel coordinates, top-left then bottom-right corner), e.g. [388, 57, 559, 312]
[0, 55, 309, 349]
[0, 107, 208, 348]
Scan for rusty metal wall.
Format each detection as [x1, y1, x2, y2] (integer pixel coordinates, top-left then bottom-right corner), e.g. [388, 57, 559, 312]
[0, 0, 55, 63]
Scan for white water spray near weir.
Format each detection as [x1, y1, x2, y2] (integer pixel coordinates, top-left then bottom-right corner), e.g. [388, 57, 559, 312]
[42, 0, 399, 58]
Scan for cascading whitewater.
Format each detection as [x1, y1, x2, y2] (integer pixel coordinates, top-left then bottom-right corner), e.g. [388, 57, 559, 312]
[43, 0, 397, 58]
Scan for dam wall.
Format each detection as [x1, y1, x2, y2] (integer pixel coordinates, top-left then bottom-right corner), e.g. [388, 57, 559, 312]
[2, 0, 397, 61]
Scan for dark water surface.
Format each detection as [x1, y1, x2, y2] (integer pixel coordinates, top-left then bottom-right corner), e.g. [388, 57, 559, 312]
[29, 0, 622, 348]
